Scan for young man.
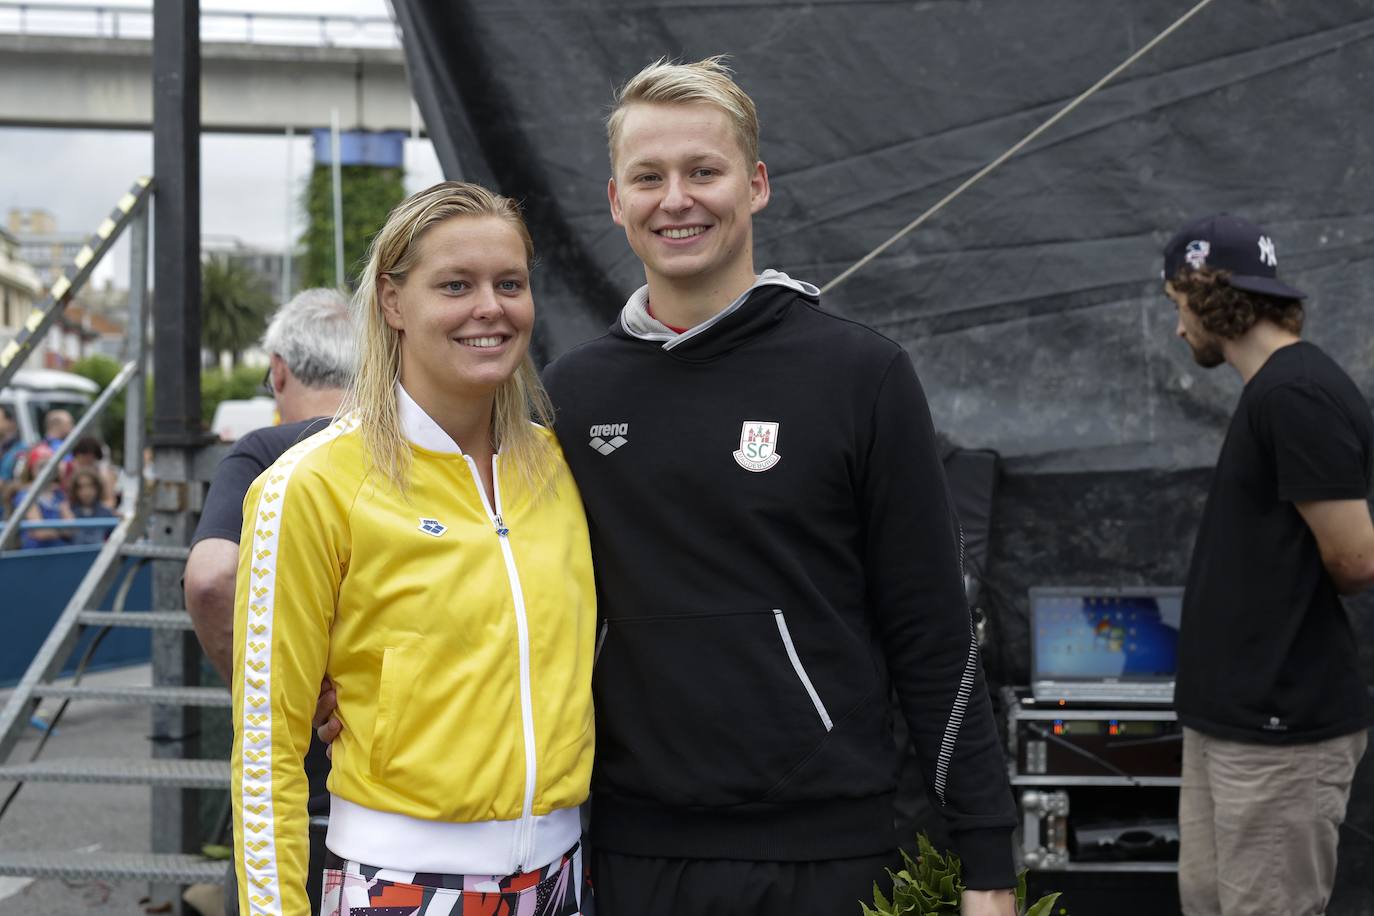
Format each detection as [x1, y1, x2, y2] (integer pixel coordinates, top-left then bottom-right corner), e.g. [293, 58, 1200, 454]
[540, 57, 1017, 916]
[1163, 214, 1374, 916]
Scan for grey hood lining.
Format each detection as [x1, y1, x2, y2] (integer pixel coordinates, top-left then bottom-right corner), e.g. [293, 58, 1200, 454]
[618, 270, 821, 350]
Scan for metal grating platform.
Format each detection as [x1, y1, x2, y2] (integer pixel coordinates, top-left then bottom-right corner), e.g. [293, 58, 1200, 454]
[0, 851, 225, 882]
[33, 685, 231, 707]
[0, 757, 228, 789]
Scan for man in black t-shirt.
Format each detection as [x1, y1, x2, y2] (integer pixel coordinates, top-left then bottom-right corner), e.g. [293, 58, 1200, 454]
[1162, 214, 1374, 916]
[184, 287, 355, 916]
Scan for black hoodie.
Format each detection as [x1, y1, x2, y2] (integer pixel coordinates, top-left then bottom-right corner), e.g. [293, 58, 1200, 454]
[542, 273, 1016, 888]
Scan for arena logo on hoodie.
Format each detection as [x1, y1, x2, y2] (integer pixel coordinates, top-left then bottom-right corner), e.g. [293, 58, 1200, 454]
[589, 423, 629, 455]
[733, 420, 782, 472]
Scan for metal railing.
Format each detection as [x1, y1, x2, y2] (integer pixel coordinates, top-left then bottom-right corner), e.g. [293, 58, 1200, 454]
[0, 2, 400, 47]
[0, 176, 151, 552]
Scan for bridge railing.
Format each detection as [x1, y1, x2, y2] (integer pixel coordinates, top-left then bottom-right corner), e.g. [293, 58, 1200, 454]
[0, 2, 400, 48]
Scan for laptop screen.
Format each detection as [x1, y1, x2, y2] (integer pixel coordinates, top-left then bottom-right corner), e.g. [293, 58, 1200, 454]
[1031, 588, 1183, 683]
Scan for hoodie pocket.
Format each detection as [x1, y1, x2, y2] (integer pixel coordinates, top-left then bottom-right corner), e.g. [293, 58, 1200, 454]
[593, 609, 837, 807]
[772, 610, 833, 732]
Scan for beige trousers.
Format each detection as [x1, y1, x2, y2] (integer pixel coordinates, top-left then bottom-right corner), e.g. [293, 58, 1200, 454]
[1178, 726, 1368, 916]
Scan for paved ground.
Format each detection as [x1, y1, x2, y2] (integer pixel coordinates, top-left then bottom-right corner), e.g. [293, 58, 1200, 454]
[0, 663, 224, 916]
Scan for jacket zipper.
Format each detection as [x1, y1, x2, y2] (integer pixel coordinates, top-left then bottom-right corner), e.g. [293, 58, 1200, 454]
[464, 454, 538, 873]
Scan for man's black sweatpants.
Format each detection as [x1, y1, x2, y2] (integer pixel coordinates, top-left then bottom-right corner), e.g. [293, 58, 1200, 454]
[590, 848, 898, 916]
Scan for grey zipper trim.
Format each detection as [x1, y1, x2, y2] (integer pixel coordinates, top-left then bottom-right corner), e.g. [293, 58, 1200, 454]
[933, 522, 975, 806]
[934, 622, 979, 806]
[772, 609, 833, 732]
[594, 620, 608, 666]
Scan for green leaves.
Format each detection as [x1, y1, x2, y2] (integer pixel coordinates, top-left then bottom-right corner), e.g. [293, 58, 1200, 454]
[73, 356, 266, 449]
[1025, 892, 1063, 916]
[202, 255, 274, 364]
[300, 165, 406, 290]
[70, 354, 152, 463]
[861, 832, 1065, 916]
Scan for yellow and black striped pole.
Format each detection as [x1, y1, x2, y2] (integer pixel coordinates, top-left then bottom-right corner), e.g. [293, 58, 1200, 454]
[0, 176, 154, 388]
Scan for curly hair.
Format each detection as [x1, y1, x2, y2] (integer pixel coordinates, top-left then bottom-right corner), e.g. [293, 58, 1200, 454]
[1169, 266, 1303, 339]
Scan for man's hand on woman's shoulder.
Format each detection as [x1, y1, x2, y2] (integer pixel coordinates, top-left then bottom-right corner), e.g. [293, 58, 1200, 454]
[314, 677, 341, 756]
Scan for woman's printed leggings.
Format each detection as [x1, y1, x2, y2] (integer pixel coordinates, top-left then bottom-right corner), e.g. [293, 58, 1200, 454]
[320, 842, 583, 916]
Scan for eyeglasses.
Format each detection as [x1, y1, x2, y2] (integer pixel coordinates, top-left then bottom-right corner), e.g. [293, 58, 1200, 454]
[260, 366, 273, 397]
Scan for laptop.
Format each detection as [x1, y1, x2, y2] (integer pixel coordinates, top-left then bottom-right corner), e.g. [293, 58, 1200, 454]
[1029, 587, 1183, 706]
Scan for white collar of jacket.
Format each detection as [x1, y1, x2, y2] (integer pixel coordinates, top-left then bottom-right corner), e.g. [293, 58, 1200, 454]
[619, 269, 821, 350]
[396, 382, 465, 454]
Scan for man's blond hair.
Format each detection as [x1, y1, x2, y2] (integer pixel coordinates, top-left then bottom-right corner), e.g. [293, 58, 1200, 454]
[606, 56, 760, 171]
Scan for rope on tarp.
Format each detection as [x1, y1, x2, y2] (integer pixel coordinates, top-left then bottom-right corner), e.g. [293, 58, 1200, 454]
[820, 0, 1221, 295]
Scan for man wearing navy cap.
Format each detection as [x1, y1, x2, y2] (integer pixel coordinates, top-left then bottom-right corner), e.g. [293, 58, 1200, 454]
[1163, 214, 1374, 916]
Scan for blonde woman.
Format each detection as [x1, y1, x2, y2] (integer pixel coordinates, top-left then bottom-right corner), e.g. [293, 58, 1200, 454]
[231, 182, 595, 916]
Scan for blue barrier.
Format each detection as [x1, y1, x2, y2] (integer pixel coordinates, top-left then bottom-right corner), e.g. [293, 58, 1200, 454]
[17, 518, 120, 531]
[0, 543, 155, 687]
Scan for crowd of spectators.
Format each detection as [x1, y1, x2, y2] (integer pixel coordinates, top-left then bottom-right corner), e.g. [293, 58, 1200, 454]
[0, 404, 118, 549]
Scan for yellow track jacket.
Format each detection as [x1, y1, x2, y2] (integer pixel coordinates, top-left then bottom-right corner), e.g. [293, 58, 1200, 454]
[231, 389, 595, 916]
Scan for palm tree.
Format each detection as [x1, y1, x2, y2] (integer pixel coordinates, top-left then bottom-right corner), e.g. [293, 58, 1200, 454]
[201, 256, 274, 366]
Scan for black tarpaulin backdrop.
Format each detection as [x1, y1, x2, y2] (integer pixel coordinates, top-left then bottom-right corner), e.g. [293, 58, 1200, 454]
[391, 0, 1373, 475]
[389, 2, 1374, 910]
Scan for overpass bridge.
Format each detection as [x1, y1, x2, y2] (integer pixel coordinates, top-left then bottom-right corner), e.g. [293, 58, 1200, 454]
[0, 5, 420, 134]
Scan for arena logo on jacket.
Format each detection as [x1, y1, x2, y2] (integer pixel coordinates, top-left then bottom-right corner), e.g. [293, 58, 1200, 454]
[418, 518, 448, 537]
[589, 422, 629, 456]
[733, 420, 782, 472]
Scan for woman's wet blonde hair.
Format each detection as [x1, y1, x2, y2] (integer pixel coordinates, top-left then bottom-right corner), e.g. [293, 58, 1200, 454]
[342, 180, 555, 496]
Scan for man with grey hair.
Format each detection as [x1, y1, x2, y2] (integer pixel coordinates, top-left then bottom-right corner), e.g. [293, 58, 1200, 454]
[258, 286, 356, 420]
[186, 286, 355, 678]
[184, 286, 353, 916]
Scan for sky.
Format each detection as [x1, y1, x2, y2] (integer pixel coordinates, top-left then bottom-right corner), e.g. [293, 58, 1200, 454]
[0, 0, 445, 289]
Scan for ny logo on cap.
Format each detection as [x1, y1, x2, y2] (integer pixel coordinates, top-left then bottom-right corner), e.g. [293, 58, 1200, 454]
[1257, 236, 1277, 267]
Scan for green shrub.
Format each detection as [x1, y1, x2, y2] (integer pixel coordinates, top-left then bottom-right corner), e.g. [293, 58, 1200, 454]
[862, 834, 1063, 916]
[72, 358, 269, 456]
[301, 164, 405, 290]
[70, 354, 150, 464]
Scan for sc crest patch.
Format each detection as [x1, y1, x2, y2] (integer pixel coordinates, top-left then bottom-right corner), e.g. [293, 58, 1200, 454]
[733, 420, 782, 472]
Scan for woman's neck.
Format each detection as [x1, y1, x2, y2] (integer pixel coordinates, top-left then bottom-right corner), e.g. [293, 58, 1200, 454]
[401, 378, 496, 461]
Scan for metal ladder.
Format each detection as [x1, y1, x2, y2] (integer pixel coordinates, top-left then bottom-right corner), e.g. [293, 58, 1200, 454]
[0, 536, 227, 887]
[0, 178, 226, 902]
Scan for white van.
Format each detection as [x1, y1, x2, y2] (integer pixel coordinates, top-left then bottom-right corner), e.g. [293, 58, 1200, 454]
[0, 369, 98, 443]
[209, 397, 277, 442]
